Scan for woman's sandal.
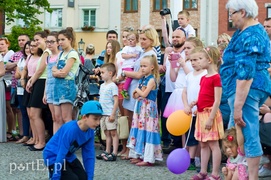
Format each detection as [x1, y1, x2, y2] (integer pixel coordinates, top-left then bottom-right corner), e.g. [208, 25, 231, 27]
[103, 153, 117, 161]
[135, 161, 154, 166]
[191, 172, 208, 180]
[7, 132, 18, 141]
[16, 136, 29, 144]
[96, 151, 109, 160]
[205, 174, 221, 180]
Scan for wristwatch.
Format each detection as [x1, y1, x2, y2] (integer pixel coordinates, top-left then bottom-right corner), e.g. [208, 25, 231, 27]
[121, 70, 126, 77]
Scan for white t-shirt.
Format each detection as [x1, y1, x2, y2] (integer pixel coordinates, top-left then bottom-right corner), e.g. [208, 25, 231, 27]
[165, 51, 185, 92]
[178, 24, 196, 38]
[175, 60, 193, 89]
[184, 70, 207, 113]
[2, 50, 15, 63]
[121, 46, 142, 68]
[99, 82, 118, 115]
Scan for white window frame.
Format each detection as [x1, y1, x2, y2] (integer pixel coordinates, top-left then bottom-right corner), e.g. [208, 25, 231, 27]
[79, 6, 99, 29]
[45, 8, 63, 28]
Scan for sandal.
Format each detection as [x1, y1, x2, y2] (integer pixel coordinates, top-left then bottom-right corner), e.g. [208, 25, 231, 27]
[16, 136, 29, 144]
[103, 153, 117, 161]
[7, 132, 18, 141]
[96, 151, 109, 160]
[205, 174, 221, 180]
[191, 172, 208, 180]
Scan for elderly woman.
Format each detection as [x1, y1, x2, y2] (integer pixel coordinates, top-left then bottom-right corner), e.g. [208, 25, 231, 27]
[220, 0, 271, 179]
[0, 55, 6, 142]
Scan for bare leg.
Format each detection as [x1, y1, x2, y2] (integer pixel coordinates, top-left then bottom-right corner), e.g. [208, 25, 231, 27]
[199, 142, 210, 174]
[111, 130, 119, 155]
[30, 107, 45, 148]
[27, 108, 37, 144]
[247, 156, 260, 179]
[53, 105, 64, 133]
[208, 140, 221, 177]
[104, 130, 112, 153]
[60, 103, 73, 123]
[123, 108, 133, 156]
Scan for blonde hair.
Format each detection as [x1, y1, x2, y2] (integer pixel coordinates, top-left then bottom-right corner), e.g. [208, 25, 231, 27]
[178, 10, 190, 19]
[217, 33, 231, 45]
[0, 37, 11, 48]
[127, 31, 139, 42]
[191, 46, 221, 65]
[104, 39, 120, 64]
[221, 127, 238, 155]
[186, 37, 204, 48]
[140, 25, 160, 47]
[142, 55, 160, 84]
[86, 44, 95, 55]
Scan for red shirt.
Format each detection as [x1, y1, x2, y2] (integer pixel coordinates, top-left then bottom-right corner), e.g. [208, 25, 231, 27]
[197, 74, 221, 112]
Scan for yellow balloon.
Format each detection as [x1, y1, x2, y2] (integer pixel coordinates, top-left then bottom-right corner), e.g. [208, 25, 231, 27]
[166, 110, 192, 136]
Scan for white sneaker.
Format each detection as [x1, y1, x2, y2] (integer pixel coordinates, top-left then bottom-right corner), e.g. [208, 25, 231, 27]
[260, 155, 270, 165]
[258, 166, 271, 177]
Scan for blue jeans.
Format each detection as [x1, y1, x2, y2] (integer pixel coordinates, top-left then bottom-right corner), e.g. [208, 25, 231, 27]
[18, 95, 30, 136]
[228, 89, 268, 157]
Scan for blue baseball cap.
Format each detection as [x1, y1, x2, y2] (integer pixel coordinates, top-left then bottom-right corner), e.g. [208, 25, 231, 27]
[80, 101, 103, 115]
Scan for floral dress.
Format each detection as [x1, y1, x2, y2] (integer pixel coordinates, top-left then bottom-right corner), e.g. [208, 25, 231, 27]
[127, 74, 163, 163]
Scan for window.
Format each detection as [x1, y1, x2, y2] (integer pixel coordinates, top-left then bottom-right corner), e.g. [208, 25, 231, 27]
[183, 0, 198, 10]
[268, 7, 271, 17]
[83, 9, 96, 27]
[153, 0, 167, 11]
[124, 0, 138, 12]
[45, 9, 62, 28]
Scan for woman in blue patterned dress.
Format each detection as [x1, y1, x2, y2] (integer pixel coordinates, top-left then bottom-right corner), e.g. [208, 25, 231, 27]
[220, 0, 271, 178]
[127, 55, 163, 166]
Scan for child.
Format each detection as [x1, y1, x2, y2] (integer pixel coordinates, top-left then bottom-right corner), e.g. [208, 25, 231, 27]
[43, 100, 103, 180]
[222, 127, 248, 180]
[121, 31, 142, 99]
[96, 62, 119, 161]
[177, 10, 196, 38]
[182, 37, 206, 170]
[191, 46, 224, 180]
[52, 27, 80, 126]
[43, 31, 60, 134]
[127, 55, 163, 166]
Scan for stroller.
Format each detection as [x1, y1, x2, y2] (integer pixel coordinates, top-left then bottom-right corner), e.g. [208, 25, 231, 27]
[73, 61, 105, 147]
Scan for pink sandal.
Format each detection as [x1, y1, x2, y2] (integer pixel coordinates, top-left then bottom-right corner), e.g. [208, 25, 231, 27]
[191, 172, 208, 180]
[205, 174, 221, 180]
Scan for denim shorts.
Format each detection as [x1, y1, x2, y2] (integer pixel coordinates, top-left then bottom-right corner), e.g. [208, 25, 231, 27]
[228, 89, 268, 158]
[53, 78, 76, 105]
[45, 79, 55, 104]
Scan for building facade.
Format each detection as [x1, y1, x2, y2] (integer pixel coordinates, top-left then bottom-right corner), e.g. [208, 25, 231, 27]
[3, 0, 271, 54]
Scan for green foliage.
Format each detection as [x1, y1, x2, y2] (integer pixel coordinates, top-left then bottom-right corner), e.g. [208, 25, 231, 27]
[6, 25, 42, 51]
[0, 0, 51, 26]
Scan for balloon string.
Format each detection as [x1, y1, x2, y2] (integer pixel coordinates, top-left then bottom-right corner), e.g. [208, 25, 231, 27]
[184, 115, 194, 149]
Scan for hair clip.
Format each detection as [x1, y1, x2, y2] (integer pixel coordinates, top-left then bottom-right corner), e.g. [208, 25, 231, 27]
[205, 47, 210, 51]
[227, 135, 234, 142]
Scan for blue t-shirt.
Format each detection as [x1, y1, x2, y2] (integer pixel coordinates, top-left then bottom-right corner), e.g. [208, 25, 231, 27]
[220, 24, 271, 98]
[43, 121, 95, 180]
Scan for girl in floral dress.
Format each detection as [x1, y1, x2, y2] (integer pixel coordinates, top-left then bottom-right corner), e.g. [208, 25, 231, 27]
[127, 55, 163, 166]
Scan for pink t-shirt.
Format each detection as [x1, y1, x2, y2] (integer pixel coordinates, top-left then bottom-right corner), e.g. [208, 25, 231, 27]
[26, 55, 40, 77]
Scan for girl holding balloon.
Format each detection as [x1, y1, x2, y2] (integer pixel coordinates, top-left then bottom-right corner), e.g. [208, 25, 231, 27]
[190, 46, 224, 180]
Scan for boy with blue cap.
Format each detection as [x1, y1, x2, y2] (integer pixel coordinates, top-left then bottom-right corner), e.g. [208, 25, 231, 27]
[43, 100, 103, 180]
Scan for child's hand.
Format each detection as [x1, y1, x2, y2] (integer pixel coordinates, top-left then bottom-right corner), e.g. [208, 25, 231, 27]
[178, 57, 186, 67]
[141, 86, 146, 92]
[205, 118, 213, 130]
[168, 53, 172, 61]
[131, 53, 138, 58]
[190, 101, 197, 108]
[109, 114, 115, 122]
[222, 167, 228, 176]
[133, 90, 139, 99]
[183, 105, 192, 115]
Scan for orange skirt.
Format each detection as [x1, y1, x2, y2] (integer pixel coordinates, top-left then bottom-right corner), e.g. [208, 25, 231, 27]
[195, 107, 224, 142]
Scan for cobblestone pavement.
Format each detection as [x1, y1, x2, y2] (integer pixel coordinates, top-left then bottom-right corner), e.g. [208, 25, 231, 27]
[0, 142, 270, 180]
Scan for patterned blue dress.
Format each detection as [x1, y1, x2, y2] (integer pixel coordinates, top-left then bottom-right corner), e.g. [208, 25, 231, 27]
[127, 74, 163, 163]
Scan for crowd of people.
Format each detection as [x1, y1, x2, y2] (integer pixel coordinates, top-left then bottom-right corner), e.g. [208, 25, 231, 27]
[0, 0, 271, 179]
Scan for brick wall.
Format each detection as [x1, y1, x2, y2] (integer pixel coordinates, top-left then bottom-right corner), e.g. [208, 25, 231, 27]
[219, 0, 270, 37]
